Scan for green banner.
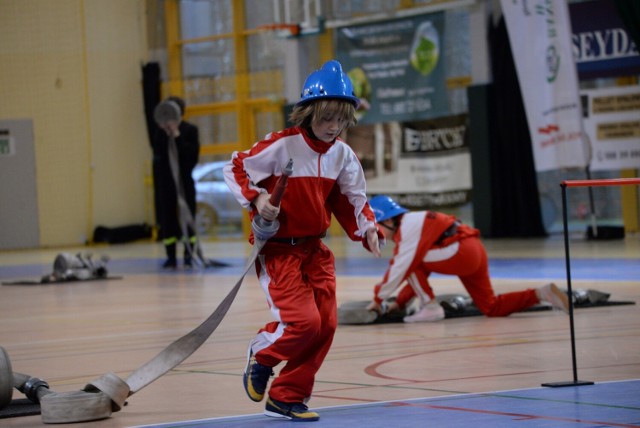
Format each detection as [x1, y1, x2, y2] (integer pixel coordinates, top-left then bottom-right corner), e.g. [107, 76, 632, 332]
[336, 13, 448, 124]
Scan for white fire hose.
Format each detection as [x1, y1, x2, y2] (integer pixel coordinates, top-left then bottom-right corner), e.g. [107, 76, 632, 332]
[0, 157, 293, 424]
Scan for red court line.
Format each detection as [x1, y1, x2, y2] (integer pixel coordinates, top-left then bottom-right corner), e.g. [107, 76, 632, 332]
[562, 178, 640, 187]
[363, 337, 572, 383]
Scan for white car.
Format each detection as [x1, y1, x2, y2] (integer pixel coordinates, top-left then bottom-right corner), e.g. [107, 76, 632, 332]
[192, 161, 243, 234]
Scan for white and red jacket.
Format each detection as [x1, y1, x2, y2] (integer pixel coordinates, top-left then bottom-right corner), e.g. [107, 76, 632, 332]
[223, 126, 380, 246]
[373, 211, 538, 317]
[374, 211, 460, 304]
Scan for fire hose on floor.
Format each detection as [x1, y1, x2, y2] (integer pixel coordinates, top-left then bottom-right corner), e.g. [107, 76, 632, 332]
[0, 159, 293, 423]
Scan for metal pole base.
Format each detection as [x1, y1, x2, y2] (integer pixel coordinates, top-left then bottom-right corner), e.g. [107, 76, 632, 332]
[541, 380, 594, 388]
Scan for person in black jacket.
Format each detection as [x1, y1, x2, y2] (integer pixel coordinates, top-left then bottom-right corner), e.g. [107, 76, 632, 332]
[151, 96, 200, 268]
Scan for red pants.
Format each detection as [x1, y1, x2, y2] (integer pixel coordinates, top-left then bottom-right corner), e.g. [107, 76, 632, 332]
[397, 236, 539, 316]
[251, 239, 337, 403]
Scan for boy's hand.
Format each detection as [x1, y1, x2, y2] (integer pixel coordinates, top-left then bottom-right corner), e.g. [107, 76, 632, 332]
[385, 301, 400, 313]
[366, 300, 398, 314]
[254, 192, 280, 221]
[366, 226, 381, 257]
[160, 120, 181, 138]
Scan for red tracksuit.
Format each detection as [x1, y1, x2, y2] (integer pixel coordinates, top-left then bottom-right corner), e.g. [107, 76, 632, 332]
[374, 211, 539, 316]
[224, 126, 380, 403]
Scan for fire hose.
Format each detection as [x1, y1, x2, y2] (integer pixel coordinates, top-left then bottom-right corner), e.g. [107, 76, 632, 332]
[0, 159, 293, 423]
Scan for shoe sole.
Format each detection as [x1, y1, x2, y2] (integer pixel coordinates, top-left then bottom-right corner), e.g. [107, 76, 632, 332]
[243, 342, 264, 402]
[264, 411, 319, 422]
[265, 401, 320, 422]
[547, 283, 570, 314]
[265, 410, 291, 420]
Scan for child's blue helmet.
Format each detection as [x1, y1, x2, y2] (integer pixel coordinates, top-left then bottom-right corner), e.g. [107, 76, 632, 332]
[297, 60, 360, 107]
[369, 195, 409, 222]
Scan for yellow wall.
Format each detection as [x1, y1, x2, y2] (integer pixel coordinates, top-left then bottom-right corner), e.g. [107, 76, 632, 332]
[0, 0, 149, 247]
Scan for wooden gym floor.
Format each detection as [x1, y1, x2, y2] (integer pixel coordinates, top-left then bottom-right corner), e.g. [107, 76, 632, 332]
[0, 233, 639, 427]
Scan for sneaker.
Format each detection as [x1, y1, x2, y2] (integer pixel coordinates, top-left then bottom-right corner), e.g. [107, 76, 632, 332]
[243, 343, 273, 402]
[403, 301, 445, 323]
[265, 397, 320, 422]
[537, 283, 570, 313]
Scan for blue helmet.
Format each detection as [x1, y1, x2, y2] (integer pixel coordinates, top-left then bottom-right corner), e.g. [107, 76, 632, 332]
[369, 195, 409, 223]
[297, 60, 360, 107]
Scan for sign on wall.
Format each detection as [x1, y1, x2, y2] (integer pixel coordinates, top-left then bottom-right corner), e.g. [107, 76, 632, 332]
[346, 114, 471, 210]
[582, 85, 640, 171]
[501, 0, 588, 172]
[570, 0, 640, 80]
[335, 12, 472, 208]
[336, 13, 449, 125]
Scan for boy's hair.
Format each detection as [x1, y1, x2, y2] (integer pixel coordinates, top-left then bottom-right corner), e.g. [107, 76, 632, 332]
[289, 99, 357, 130]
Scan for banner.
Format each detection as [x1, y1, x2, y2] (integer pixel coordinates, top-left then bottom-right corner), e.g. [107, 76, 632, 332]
[501, 0, 588, 172]
[346, 114, 471, 210]
[581, 85, 640, 171]
[570, 0, 640, 80]
[336, 14, 449, 125]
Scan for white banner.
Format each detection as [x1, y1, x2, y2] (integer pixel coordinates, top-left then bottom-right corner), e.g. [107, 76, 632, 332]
[346, 114, 472, 209]
[582, 85, 640, 171]
[500, 0, 588, 171]
[368, 152, 472, 194]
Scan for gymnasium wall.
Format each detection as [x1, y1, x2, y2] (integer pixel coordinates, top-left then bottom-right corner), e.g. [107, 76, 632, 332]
[0, 0, 150, 247]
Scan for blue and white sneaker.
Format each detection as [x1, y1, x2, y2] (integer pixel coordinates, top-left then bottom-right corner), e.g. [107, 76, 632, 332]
[243, 341, 273, 402]
[265, 396, 320, 422]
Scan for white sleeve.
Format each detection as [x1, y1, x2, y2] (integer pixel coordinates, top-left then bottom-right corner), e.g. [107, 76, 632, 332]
[222, 140, 290, 210]
[222, 152, 264, 210]
[376, 212, 426, 301]
[334, 144, 376, 238]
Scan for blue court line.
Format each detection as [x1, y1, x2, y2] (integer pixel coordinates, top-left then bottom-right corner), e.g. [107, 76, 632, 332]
[335, 257, 640, 280]
[1, 258, 639, 282]
[131, 379, 640, 427]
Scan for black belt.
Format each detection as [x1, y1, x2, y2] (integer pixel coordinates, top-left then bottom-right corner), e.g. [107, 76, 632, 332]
[435, 221, 460, 246]
[268, 232, 326, 246]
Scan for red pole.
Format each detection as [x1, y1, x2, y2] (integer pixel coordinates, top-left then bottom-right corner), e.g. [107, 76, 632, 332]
[562, 178, 640, 188]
